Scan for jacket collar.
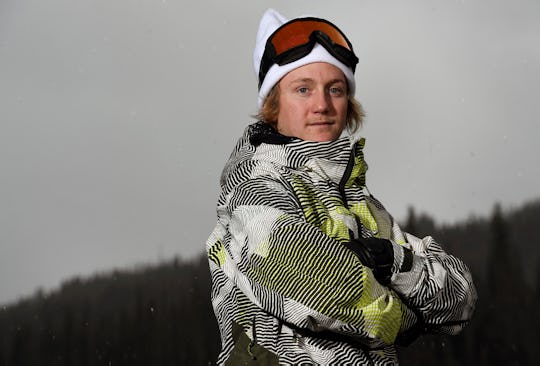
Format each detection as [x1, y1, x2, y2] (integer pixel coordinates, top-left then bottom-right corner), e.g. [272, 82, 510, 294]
[245, 122, 366, 185]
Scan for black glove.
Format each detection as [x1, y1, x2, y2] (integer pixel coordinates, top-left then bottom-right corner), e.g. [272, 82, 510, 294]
[345, 237, 394, 285]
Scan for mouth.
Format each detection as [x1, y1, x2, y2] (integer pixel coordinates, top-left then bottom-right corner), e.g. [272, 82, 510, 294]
[308, 121, 334, 126]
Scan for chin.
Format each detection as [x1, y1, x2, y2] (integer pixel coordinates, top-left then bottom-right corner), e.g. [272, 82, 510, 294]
[306, 133, 340, 142]
[304, 126, 344, 142]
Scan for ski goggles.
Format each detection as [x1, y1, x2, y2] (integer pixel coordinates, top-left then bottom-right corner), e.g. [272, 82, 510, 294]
[259, 17, 359, 88]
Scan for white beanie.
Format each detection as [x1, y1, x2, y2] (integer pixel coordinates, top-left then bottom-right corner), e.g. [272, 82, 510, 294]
[253, 8, 356, 109]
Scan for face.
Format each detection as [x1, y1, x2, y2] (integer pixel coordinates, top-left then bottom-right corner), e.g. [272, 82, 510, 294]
[276, 62, 348, 142]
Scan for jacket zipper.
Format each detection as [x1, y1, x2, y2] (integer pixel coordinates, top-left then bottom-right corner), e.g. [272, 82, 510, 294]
[338, 142, 356, 206]
[338, 142, 364, 240]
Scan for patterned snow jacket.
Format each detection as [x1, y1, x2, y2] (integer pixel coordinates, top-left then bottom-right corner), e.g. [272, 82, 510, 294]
[207, 122, 477, 365]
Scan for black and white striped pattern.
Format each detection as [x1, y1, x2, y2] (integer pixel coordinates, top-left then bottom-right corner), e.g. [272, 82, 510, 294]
[206, 122, 477, 365]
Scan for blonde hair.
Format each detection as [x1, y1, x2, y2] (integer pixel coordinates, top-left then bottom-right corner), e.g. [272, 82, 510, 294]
[256, 84, 365, 134]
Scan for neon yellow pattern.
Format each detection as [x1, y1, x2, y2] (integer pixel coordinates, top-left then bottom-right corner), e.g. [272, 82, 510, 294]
[292, 175, 351, 242]
[345, 139, 367, 188]
[325, 266, 402, 344]
[208, 240, 226, 266]
[320, 204, 355, 242]
[361, 292, 402, 344]
[350, 201, 379, 234]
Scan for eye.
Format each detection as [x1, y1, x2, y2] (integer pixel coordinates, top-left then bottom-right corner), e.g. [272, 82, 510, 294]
[329, 86, 345, 96]
[297, 86, 309, 95]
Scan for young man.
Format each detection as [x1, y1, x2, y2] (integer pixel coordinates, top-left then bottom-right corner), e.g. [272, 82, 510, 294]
[207, 9, 477, 365]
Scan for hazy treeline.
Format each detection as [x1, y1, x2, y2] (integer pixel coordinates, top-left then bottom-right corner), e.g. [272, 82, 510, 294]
[398, 200, 540, 365]
[1, 199, 539, 365]
[0, 257, 220, 365]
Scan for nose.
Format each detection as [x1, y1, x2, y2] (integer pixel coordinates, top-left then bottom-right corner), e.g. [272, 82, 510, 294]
[313, 90, 330, 114]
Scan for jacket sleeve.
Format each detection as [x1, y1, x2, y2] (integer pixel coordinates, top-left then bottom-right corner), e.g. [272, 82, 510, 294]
[388, 226, 477, 338]
[208, 175, 417, 347]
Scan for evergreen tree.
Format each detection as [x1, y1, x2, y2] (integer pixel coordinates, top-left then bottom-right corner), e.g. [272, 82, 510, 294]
[479, 203, 531, 365]
[404, 206, 417, 235]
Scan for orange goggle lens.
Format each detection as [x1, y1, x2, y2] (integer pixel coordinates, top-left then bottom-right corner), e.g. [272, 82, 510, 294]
[269, 19, 352, 55]
[259, 17, 358, 88]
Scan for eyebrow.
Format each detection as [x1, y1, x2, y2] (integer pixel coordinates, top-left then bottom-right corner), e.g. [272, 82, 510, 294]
[289, 78, 346, 85]
[290, 78, 315, 85]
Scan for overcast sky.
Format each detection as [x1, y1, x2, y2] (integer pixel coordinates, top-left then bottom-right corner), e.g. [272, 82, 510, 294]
[1, 0, 539, 306]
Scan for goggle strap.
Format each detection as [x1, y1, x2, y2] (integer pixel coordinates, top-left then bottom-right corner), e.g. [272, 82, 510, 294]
[258, 33, 358, 89]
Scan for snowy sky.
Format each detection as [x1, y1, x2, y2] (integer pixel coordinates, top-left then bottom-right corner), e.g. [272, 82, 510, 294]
[1, 0, 539, 305]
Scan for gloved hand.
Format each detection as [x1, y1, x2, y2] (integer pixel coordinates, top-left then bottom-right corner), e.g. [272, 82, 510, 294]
[345, 237, 394, 285]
